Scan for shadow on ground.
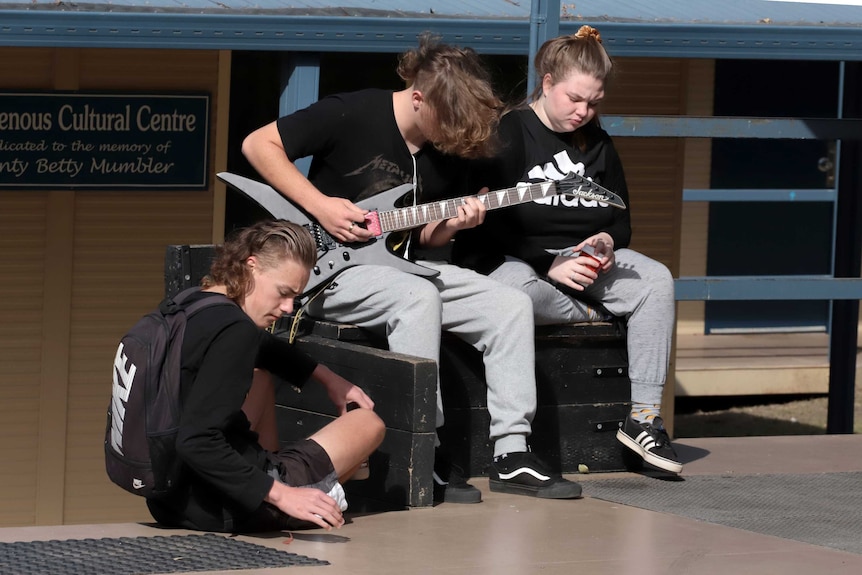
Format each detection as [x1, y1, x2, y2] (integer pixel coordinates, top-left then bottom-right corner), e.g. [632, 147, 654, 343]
[674, 411, 825, 438]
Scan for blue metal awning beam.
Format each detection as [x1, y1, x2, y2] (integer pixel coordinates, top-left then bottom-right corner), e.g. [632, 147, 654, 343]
[3, 11, 862, 60]
[0, 11, 531, 53]
[580, 22, 862, 61]
[674, 276, 862, 301]
[603, 116, 862, 140]
[683, 189, 837, 202]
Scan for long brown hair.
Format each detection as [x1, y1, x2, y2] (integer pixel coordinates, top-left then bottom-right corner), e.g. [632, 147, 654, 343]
[529, 25, 614, 103]
[201, 219, 316, 302]
[398, 33, 502, 159]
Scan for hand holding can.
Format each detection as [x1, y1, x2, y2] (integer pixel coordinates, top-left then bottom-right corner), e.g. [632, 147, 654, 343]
[580, 243, 604, 268]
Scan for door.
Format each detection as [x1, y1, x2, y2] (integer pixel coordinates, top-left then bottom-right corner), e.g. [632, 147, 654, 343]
[706, 59, 839, 333]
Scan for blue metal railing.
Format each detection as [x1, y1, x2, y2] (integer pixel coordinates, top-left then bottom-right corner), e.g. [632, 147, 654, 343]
[603, 111, 862, 433]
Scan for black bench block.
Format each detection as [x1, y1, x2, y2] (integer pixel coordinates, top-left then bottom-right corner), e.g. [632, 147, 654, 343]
[275, 333, 437, 508]
[165, 244, 217, 298]
[276, 409, 435, 510]
[439, 323, 631, 476]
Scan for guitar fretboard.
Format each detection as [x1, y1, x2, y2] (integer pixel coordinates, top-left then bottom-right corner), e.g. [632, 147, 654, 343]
[377, 181, 559, 233]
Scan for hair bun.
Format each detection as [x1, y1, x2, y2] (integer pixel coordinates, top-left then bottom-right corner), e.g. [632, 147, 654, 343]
[575, 25, 602, 44]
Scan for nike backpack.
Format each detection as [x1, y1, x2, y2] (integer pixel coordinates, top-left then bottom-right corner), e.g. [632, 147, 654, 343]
[105, 287, 234, 498]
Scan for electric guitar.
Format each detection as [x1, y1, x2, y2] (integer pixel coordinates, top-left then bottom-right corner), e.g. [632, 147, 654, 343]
[217, 171, 626, 297]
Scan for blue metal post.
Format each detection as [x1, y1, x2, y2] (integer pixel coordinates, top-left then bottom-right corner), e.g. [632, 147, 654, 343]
[527, 0, 561, 98]
[828, 61, 861, 434]
[280, 53, 320, 177]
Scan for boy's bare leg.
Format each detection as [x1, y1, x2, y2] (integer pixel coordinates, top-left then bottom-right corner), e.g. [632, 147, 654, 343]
[310, 409, 385, 481]
[242, 369, 280, 452]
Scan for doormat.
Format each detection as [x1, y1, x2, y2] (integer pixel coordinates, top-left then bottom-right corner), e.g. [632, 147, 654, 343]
[0, 533, 328, 575]
[584, 471, 862, 555]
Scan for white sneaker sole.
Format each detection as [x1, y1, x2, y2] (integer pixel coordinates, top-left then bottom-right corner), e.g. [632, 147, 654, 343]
[616, 429, 683, 474]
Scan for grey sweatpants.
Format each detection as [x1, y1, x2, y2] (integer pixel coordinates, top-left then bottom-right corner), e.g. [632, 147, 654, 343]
[489, 248, 674, 407]
[306, 261, 536, 456]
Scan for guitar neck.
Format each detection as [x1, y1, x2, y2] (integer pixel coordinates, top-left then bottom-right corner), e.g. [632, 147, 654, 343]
[376, 180, 558, 234]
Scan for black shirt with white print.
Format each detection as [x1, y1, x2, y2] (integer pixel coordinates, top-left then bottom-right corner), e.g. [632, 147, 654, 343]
[452, 108, 631, 276]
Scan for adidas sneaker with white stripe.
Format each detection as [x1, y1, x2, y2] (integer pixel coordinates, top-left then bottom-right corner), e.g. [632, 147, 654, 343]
[616, 415, 683, 474]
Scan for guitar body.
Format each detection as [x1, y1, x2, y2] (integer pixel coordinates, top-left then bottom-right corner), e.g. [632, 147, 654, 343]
[217, 172, 438, 297]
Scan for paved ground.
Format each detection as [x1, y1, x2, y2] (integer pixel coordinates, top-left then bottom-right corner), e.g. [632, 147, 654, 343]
[2, 435, 861, 575]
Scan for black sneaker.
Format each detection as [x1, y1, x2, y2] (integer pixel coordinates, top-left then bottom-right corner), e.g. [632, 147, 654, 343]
[616, 416, 683, 474]
[433, 448, 482, 504]
[488, 452, 582, 499]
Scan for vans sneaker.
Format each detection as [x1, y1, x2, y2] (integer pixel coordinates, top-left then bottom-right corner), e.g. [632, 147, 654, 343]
[489, 452, 582, 499]
[616, 416, 683, 474]
[433, 447, 482, 504]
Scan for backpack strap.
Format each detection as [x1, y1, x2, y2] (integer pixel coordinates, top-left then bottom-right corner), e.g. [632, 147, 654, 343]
[162, 287, 235, 317]
[172, 286, 202, 304]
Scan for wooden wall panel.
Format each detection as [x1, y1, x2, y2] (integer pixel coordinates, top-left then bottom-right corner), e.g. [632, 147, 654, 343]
[0, 46, 221, 526]
[602, 57, 685, 273]
[78, 49, 219, 90]
[0, 47, 55, 527]
[0, 194, 48, 526]
[0, 48, 55, 88]
[65, 193, 213, 523]
[60, 48, 220, 524]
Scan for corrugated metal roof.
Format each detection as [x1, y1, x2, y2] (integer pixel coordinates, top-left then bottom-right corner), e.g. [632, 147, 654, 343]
[4, 0, 862, 24]
[2, 0, 862, 57]
[0, 0, 529, 18]
[565, 0, 862, 26]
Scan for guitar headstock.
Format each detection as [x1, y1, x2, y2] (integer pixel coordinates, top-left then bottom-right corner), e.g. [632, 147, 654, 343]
[556, 172, 627, 210]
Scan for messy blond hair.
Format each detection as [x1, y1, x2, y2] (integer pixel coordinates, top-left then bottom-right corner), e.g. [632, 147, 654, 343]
[398, 33, 502, 159]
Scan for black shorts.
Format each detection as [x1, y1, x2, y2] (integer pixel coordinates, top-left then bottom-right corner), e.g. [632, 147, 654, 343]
[266, 438, 337, 489]
[235, 438, 337, 532]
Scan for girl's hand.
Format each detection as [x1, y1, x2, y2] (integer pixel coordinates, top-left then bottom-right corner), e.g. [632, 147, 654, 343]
[548, 254, 600, 291]
[574, 233, 615, 272]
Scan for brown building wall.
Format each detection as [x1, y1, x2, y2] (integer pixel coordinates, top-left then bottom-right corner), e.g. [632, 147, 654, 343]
[0, 47, 223, 526]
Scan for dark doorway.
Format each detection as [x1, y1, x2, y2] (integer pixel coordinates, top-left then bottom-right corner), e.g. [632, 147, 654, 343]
[706, 59, 839, 333]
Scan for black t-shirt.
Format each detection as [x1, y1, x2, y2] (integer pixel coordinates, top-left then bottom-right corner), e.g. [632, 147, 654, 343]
[276, 88, 470, 250]
[146, 291, 317, 532]
[452, 108, 632, 275]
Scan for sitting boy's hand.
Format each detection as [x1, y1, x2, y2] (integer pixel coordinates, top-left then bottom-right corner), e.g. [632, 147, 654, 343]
[312, 364, 375, 414]
[265, 482, 344, 530]
[444, 196, 487, 232]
